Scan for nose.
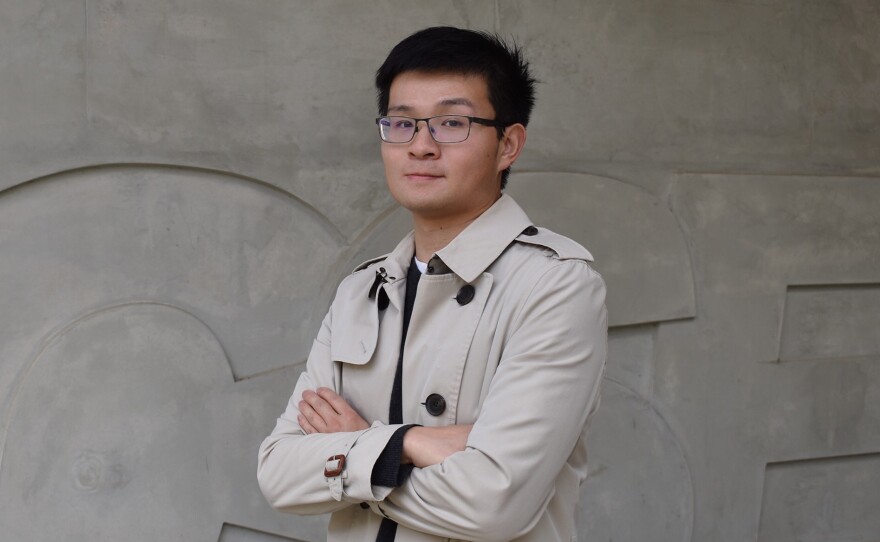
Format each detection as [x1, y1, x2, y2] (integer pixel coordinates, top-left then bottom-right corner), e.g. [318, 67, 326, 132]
[408, 119, 439, 158]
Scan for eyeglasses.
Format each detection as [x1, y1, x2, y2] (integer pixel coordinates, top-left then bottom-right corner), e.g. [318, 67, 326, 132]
[375, 115, 506, 144]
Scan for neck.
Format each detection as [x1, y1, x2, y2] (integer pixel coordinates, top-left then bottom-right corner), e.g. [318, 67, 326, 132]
[412, 195, 500, 262]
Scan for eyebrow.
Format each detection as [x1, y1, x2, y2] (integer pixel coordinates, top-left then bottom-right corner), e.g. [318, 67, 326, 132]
[387, 97, 476, 114]
[439, 97, 475, 108]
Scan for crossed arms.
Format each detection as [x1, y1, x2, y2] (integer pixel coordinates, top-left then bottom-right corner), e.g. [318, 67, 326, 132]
[258, 260, 607, 540]
[298, 387, 472, 468]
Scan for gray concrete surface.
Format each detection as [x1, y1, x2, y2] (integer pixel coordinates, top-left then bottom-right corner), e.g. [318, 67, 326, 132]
[0, 1, 878, 541]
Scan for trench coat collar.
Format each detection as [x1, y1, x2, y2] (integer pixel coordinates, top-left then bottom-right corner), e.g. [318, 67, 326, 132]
[373, 231, 414, 288]
[380, 194, 533, 284]
[436, 194, 533, 283]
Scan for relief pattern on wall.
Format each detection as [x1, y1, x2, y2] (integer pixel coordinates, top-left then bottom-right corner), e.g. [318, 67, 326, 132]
[670, 174, 880, 541]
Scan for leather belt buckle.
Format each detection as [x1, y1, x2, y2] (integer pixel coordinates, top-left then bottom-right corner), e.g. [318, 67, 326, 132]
[324, 454, 346, 477]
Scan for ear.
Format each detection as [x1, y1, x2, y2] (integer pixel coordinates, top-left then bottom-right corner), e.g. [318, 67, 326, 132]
[496, 123, 527, 173]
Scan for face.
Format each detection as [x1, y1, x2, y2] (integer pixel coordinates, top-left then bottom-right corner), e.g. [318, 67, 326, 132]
[380, 71, 523, 225]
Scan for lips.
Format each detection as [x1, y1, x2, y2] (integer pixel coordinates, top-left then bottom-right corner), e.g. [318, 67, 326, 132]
[404, 172, 443, 180]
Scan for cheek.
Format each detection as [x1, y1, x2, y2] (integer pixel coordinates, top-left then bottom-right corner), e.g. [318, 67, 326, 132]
[381, 149, 405, 180]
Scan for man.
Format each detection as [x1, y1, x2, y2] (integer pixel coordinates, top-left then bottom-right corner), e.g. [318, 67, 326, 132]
[258, 26, 607, 542]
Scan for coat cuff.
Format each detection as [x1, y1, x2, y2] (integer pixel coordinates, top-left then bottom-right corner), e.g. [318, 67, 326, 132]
[341, 421, 408, 502]
[371, 424, 418, 487]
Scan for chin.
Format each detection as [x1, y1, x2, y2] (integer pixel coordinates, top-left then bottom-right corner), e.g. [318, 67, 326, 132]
[397, 198, 446, 215]
[389, 185, 447, 209]
[395, 194, 455, 217]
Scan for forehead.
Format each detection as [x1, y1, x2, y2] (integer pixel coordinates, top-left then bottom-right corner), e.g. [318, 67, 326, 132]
[387, 71, 492, 114]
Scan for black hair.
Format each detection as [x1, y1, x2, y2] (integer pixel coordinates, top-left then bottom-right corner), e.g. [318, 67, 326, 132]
[375, 26, 536, 189]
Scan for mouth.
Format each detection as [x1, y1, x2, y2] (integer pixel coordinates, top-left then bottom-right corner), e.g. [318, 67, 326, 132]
[404, 173, 443, 181]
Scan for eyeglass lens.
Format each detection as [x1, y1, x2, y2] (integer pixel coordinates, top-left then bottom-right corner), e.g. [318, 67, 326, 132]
[378, 116, 471, 143]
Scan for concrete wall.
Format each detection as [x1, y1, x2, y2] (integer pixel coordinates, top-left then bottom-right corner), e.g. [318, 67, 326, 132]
[1, 1, 878, 541]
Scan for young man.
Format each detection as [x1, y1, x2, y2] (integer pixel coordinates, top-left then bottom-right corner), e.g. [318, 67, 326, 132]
[258, 27, 607, 542]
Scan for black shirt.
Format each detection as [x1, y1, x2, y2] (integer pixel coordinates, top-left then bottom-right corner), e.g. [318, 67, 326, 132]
[372, 258, 421, 541]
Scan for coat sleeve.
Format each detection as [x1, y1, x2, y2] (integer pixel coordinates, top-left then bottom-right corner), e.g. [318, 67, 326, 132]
[374, 260, 607, 541]
[256, 305, 406, 515]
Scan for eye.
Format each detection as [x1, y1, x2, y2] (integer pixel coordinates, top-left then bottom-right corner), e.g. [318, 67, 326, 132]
[441, 117, 466, 128]
[393, 118, 415, 129]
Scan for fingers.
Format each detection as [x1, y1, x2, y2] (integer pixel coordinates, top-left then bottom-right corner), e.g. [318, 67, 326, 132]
[303, 389, 339, 419]
[314, 388, 370, 431]
[297, 388, 370, 434]
[298, 413, 317, 434]
[298, 390, 334, 433]
[298, 391, 325, 433]
[316, 387, 353, 415]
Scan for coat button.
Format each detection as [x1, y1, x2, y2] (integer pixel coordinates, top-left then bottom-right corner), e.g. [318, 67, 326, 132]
[423, 393, 446, 416]
[522, 225, 538, 236]
[455, 285, 475, 305]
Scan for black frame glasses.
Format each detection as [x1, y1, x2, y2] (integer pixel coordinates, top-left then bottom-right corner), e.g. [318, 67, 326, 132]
[376, 115, 507, 144]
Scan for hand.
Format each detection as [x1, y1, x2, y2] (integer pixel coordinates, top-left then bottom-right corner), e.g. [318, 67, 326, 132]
[298, 387, 370, 434]
[402, 424, 473, 468]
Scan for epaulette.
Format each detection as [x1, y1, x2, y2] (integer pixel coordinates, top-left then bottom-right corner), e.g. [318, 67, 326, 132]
[514, 226, 594, 262]
[351, 253, 390, 273]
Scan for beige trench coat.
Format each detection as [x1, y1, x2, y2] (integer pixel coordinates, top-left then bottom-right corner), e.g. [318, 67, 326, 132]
[258, 195, 607, 542]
